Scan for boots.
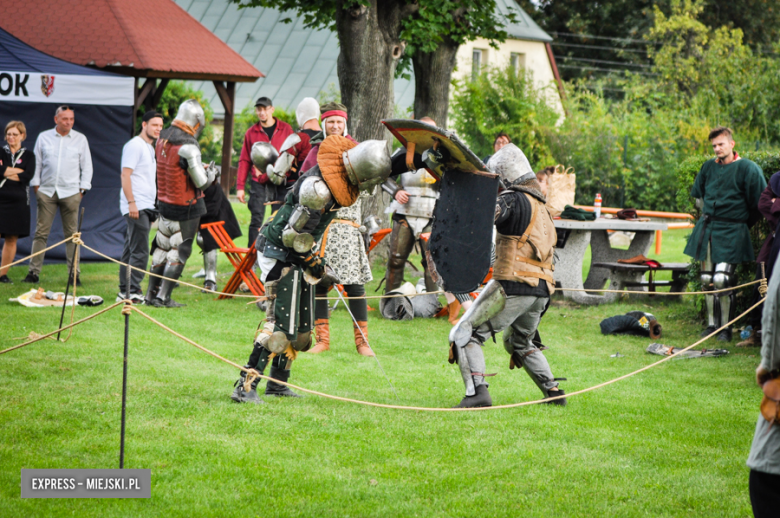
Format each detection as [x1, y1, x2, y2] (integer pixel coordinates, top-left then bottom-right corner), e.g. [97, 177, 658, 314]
[265, 366, 302, 397]
[447, 300, 462, 325]
[230, 370, 265, 404]
[145, 264, 165, 305]
[543, 388, 567, 406]
[308, 319, 330, 354]
[353, 321, 374, 356]
[454, 384, 492, 408]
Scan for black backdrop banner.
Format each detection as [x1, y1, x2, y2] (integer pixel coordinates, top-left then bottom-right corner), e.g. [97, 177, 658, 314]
[0, 27, 134, 263]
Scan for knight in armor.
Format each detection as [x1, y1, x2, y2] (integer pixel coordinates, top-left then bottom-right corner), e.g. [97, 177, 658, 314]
[230, 134, 393, 403]
[379, 117, 448, 321]
[145, 100, 217, 308]
[448, 143, 566, 408]
[683, 127, 766, 341]
[195, 174, 242, 292]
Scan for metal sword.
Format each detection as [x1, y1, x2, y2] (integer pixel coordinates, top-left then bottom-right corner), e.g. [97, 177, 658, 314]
[333, 287, 400, 401]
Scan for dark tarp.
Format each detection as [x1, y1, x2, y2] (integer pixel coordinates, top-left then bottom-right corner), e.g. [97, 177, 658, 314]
[0, 26, 133, 263]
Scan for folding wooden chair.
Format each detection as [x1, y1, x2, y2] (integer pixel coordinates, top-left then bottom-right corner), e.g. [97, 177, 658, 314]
[200, 221, 265, 299]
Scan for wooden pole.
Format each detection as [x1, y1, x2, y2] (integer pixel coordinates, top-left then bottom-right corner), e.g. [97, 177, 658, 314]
[119, 266, 131, 469]
[57, 208, 84, 341]
[214, 81, 235, 197]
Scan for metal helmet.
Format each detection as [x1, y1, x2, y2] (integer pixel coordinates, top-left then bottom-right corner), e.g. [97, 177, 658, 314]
[250, 142, 279, 172]
[296, 97, 320, 128]
[486, 143, 535, 187]
[342, 140, 392, 191]
[174, 99, 206, 138]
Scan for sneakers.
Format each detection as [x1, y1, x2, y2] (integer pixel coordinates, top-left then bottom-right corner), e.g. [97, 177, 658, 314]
[22, 272, 39, 284]
[116, 292, 145, 304]
[0, 275, 12, 284]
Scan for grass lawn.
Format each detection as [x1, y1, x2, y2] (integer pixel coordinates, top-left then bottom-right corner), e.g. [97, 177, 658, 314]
[0, 207, 763, 517]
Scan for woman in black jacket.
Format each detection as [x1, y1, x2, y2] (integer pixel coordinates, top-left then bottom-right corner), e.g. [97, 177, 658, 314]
[0, 121, 35, 283]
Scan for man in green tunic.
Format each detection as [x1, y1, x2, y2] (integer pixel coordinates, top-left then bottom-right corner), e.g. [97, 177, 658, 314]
[684, 127, 766, 341]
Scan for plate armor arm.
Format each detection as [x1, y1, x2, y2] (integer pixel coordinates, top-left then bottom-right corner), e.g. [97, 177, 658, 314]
[268, 133, 302, 185]
[381, 178, 401, 197]
[178, 143, 216, 189]
[281, 176, 333, 253]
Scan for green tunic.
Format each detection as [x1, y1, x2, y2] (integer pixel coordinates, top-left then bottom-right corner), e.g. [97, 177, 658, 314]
[683, 157, 766, 263]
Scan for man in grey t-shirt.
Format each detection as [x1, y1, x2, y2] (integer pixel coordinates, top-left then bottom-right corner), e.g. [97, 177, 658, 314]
[117, 111, 163, 303]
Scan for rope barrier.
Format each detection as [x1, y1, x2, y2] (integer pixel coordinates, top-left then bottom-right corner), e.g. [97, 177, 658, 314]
[0, 235, 75, 269]
[123, 298, 764, 412]
[0, 301, 125, 355]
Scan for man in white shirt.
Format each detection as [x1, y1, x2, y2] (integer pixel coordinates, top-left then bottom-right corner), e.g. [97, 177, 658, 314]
[24, 106, 93, 285]
[117, 111, 163, 303]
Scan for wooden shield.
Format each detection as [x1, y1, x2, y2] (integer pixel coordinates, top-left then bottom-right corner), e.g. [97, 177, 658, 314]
[381, 119, 497, 180]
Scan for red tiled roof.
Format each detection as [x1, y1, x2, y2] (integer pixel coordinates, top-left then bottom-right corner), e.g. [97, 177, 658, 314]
[0, 0, 263, 81]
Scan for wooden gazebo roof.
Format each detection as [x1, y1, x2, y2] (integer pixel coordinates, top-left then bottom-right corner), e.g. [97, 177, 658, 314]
[0, 0, 262, 82]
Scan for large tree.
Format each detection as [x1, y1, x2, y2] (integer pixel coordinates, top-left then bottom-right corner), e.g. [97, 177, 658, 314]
[235, 1, 512, 137]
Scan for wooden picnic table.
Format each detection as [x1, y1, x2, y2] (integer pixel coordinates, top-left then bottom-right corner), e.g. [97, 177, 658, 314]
[553, 218, 668, 305]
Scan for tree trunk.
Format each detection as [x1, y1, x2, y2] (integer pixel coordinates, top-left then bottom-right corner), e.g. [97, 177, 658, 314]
[411, 38, 459, 129]
[335, 0, 408, 142]
[335, 1, 413, 228]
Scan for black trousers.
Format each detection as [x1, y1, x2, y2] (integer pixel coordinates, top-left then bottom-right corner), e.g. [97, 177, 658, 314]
[315, 283, 367, 321]
[749, 469, 780, 518]
[247, 180, 268, 248]
[119, 211, 152, 294]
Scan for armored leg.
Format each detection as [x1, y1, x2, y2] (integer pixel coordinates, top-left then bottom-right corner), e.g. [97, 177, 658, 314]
[384, 220, 415, 293]
[418, 237, 438, 293]
[503, 296, 565, 404]
[712, 262, 737, 341]
[153, 217, 199, 308]
[700, 245, 717, 336]
[203, 249, 218, 292]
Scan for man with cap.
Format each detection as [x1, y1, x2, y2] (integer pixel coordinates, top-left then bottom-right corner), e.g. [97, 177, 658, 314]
[236, 97, 295, 247]
[448, 143, 566, 408]
[230, 133, 394, 403]
[145, 99, 217, 307]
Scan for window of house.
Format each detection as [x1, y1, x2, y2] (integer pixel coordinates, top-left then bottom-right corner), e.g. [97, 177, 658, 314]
[510, 52, 526, 74]
[472, 49, 486, 80]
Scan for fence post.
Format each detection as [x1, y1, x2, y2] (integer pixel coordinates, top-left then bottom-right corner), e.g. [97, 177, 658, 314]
[119, 266, 131, 469]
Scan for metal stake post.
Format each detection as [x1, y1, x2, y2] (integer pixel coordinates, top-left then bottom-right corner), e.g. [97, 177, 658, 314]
[57, 207, 84, 340]
[120, 266, 131, 469]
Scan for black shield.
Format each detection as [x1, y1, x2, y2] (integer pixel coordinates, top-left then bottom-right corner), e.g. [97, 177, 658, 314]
[429, 169, 499, 293]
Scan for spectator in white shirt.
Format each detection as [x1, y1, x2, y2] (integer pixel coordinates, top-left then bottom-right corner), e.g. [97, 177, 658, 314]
[24, 106, 93, 285]
[117, 111, 163, 303]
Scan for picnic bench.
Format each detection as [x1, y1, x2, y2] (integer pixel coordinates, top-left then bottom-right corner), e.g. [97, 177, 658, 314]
[553, 219, 669, 305]
[591, 261, 691, 302]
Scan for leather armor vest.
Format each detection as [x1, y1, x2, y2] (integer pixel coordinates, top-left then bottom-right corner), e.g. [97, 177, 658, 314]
[156, 140, 202, 207]
[492, 193, 557, 293]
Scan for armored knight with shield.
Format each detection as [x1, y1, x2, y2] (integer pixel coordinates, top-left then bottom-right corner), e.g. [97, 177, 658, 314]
[379, 117, 442, 320]
[230, 136, 393, 404]
[448, 144, 566, 408]
[146, 99, 217, 307]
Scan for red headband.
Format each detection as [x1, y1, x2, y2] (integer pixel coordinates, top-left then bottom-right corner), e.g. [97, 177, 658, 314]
[321, 110, 348, 121]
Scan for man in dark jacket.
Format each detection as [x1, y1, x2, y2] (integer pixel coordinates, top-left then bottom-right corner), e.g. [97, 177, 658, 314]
[236, 97, 295, 246]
